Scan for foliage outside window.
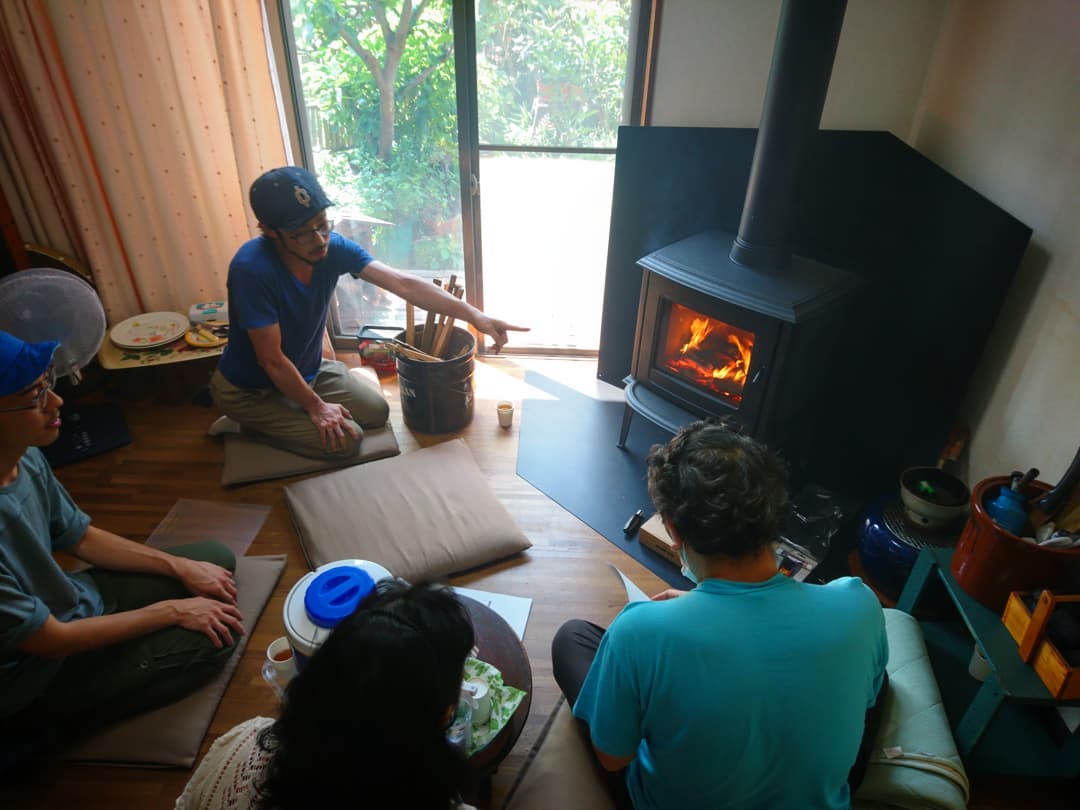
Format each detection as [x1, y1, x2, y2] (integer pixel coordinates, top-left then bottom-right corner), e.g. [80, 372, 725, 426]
[291, 0, 461, 271]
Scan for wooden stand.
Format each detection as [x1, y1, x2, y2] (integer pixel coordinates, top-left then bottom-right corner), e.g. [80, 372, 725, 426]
[1003, 590, 1080, 699]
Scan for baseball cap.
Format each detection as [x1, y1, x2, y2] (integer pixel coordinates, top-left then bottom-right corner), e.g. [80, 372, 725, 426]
[0, 331, 59, 398]
[249, 166, 335, 230]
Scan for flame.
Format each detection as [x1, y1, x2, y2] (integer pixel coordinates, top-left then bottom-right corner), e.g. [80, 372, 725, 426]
[680, 318, 712, 353]
[662, 304, 756, 406]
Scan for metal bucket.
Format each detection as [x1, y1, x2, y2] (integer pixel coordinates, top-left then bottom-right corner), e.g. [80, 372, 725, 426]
[395, 325, 475, 434]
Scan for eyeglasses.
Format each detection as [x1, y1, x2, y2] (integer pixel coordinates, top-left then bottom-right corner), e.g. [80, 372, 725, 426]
[284, 219, 334, 247]
[0, 366, 57, 412]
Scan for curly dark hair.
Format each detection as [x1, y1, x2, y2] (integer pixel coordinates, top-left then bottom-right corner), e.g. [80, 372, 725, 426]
[255, 580, 474, 809]
[646, 419, 789, 558]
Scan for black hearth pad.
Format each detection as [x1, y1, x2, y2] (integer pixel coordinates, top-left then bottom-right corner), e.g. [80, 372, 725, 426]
[516, 372, 692, 590]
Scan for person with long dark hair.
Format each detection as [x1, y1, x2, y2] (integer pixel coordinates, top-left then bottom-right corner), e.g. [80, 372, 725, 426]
[177, 580, 476, 810]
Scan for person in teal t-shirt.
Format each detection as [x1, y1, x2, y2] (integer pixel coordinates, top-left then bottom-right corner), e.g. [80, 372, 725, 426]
[0, 331, 245, 768]
[552, 420, 888, 810]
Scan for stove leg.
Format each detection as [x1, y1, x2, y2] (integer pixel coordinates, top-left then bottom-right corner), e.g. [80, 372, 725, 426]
[617, 404, 634, 448]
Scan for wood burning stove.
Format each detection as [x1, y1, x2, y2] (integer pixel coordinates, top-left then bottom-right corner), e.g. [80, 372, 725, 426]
[619, 228, 856, 457]
[618, 0, 855, 466]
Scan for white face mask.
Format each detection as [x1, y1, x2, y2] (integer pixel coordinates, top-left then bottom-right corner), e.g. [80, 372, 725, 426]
[679, 545, 699, 585]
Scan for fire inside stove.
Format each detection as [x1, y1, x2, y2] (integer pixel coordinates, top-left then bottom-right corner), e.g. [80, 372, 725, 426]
[659, 302, 756, 407]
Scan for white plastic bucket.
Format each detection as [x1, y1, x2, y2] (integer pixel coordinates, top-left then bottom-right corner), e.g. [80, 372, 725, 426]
[283, 559, 393, 671]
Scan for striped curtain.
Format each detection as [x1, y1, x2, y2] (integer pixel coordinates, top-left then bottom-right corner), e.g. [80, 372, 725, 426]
[0, 0, 290, 322]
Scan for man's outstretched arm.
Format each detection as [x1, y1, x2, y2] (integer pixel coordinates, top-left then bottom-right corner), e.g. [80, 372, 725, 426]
[359, 261, 529, 352]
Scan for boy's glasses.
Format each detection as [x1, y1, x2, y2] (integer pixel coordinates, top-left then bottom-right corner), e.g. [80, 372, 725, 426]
[285, 220, 334, 246]
[0, 366, 57, 412]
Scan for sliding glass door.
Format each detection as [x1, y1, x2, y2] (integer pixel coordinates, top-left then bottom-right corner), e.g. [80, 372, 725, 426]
[462, 0, 632, 352]
[282, 0, 632, 353]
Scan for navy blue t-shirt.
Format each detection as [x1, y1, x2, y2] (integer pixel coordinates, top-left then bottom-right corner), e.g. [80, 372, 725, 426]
[217, 233, 374, 389]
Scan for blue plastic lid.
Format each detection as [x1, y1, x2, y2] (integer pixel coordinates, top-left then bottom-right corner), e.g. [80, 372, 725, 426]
[304, 565, 375, 628]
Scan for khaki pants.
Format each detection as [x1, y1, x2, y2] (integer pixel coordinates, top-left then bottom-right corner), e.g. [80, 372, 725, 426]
[210, 359, 389, 459]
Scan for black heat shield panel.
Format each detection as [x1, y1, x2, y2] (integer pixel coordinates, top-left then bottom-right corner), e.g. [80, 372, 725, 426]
[598, 127, 1032, 497]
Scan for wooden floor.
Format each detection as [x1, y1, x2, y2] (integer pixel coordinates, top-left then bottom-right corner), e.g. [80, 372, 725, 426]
[6, 353, 1078, 809]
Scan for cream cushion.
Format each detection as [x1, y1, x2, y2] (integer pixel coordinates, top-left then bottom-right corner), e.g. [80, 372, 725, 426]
[217, 365, 400, 486]
[285, 438, 531, 582]
[221, 426, 400, 486]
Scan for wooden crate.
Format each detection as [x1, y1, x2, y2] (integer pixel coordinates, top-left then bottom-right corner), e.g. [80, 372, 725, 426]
[1002, 589, 1080, 700]
[639, 513, 680, 568]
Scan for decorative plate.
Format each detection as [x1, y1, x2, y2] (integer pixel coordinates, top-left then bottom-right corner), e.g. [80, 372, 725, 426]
[110, 311, 190, 349]
[183, 324, 228, 348]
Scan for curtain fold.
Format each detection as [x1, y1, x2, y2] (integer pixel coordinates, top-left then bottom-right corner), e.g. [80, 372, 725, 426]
[0, 0, 288, 323]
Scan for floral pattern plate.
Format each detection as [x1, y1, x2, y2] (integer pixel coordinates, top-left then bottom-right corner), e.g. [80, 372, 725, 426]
[110, 311, 190, 349]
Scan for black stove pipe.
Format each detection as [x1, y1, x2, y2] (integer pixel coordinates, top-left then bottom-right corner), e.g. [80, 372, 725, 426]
[729, 0, 848, 272]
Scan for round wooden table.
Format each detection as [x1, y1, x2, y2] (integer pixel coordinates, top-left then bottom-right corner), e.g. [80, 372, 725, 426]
[457, 594, 533, 796]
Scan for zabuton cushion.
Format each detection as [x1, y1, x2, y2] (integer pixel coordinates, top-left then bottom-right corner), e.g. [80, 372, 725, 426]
[284, 438, 531, 582]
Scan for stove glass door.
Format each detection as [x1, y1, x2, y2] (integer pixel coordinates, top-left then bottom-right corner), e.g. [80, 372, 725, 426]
[656, 301, 757, 408]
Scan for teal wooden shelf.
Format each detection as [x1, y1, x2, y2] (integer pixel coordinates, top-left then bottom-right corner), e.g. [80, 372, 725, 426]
[897, 547, 1080, 778]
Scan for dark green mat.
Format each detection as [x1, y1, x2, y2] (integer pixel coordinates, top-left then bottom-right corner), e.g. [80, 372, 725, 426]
[516, 372, 692, 590]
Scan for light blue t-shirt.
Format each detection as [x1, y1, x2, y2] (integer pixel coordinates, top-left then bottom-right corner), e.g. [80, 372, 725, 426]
[217, 232, 374, 389]
[573, 574, 888, 810]
[0, 448, 97, 718]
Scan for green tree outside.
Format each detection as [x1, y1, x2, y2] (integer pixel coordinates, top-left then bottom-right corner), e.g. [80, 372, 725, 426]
[290, 0, 630, 270]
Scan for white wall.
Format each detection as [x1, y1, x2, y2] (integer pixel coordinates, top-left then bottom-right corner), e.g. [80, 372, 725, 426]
[649, 0, 947, 135]
[911, 0, 1080, 484]
[648, 0, 1078, 486]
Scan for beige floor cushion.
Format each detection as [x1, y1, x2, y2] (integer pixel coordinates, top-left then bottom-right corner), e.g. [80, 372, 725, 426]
[217, 365, 401, 486]
[285, 438, 531, 582]
[55, 554, 286, 767]
[501, 697, 615, 810]
[221, 424, 400, 486]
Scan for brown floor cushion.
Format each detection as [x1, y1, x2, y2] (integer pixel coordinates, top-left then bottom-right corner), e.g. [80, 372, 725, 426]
[501, 697, 615, 810]
[218, 365, 401, 486]
[55, 554, 286, 767]
[221, 425, 400, 486]
[285, 438, 531, 582]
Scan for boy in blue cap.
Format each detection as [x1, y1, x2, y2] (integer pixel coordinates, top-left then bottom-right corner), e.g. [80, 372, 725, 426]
[210, 166, 528, 459]
[0, 331, 244, 761]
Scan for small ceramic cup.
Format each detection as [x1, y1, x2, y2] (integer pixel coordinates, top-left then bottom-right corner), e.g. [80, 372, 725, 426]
[464, 677, 492, 726]
[266, 636, 295, 676]
[496, 400, 514, 428]
[967, 643, 990, 681]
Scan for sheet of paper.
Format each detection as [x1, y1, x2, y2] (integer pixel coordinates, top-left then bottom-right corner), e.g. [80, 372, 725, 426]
[146, 499, 270, 557]
[452, 586, 532, 640]
[610, 564, 649, 603]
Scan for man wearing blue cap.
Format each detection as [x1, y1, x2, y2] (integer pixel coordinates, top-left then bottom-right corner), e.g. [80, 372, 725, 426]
[210, 165, 529, 458]
[0, 331, 245, 761]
